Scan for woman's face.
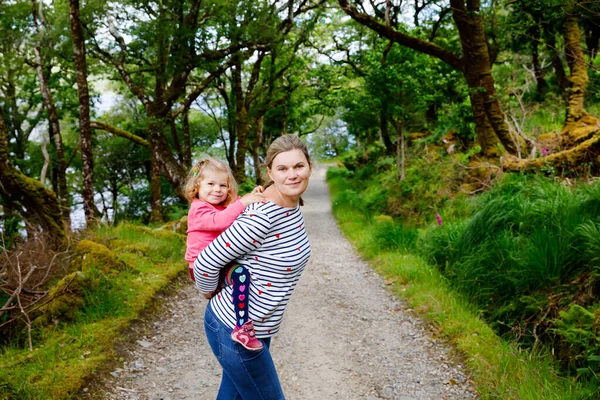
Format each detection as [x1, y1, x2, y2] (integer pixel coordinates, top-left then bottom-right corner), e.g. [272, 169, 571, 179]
[267, 149, 311, 205]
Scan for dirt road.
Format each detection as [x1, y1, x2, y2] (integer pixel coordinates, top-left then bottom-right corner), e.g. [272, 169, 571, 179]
[91, 164, 477, 400]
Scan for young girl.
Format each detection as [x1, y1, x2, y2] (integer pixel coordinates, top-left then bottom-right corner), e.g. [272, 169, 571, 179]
[184, 158, 264, 351]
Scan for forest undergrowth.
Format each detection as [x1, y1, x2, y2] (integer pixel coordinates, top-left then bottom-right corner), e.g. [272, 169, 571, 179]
[327, 140, 600, 399]
[0, 223, 186, 399]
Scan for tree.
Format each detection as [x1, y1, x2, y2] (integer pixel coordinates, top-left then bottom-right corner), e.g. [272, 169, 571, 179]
[337, 0, 529, 158]
[68, 0, 96, 226]
[31, 0, 71, 229]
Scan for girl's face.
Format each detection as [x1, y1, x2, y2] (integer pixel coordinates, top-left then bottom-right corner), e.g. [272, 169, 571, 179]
[197, 169, 230, 206]
[267, 149, 311, 206]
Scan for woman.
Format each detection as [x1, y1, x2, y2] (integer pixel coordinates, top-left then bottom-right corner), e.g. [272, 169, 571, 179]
[194, 134, 312, 399]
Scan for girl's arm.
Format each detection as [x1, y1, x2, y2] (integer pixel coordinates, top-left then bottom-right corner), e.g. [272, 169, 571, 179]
[193, 207, 270, 294]
[188, 200, 246, 232]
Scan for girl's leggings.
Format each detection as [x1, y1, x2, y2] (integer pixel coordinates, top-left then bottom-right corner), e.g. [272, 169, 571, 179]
[224, 264, 251, 327]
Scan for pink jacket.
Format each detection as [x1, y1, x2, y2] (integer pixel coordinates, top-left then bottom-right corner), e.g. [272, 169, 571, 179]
[185, 198, 246, 264]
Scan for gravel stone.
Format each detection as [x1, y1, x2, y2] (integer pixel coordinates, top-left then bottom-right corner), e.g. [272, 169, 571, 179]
[88, 164, 478, 399]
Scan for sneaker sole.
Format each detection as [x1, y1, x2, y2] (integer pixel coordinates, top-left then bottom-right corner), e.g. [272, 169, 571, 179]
[232, 336, 263, 351]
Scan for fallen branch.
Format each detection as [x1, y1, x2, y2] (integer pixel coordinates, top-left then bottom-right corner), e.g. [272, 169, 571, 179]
[0, 263, 37, 320]
[502, 130, 600, 172]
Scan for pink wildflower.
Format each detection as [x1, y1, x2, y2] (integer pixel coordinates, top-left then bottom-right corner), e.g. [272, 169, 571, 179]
[436, 213, 443, 226]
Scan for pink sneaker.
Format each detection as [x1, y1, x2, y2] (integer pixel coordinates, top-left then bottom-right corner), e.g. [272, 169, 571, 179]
[231, 321, 263, 351]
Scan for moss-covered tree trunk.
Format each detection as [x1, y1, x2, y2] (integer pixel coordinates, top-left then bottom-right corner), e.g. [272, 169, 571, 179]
[0, 107, 64, 246]
[451, 0, 528, 158]
[563, 14, 589, 124]
[69, 0, 96, 227]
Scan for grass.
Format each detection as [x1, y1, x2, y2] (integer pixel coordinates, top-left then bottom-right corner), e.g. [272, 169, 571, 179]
[0, 223, 186, 399]
[327, 170, 593, 399]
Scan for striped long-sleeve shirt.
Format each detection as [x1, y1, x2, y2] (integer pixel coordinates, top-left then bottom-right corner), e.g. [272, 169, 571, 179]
[194, 200, 311, 338]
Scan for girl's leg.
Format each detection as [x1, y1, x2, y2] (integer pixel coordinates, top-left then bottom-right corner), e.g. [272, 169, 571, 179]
[226, 265, 251, 327]
[204, 303, 283, 400]
[227, 265, 263, 350]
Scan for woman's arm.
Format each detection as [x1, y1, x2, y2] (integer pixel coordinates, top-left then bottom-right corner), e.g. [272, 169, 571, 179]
[193, 206, 270, 294]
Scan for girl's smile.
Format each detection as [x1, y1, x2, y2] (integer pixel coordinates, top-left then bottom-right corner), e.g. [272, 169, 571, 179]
[198, 170, 230, 206]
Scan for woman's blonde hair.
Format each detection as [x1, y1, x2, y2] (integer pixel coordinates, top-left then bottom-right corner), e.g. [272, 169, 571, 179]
[265, 134, 312, 170]
[184, 158, 238, 205]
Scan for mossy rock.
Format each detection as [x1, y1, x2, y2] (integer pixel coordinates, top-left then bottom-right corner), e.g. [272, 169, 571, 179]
[35, 271, 89, 325]
[105, 239, 127, 251]
[159, 216, 188, 236]
[132, 226, 184, 240]
[120, 243, 150, 256]
[71, 240, 126, 275]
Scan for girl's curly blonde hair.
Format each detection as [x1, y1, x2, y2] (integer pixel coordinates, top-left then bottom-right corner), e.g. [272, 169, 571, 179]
[184, 158, 238, 205]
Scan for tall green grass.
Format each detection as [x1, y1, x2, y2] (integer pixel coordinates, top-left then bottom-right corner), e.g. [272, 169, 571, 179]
[417, 174, 600, 387]
[327, 166, 600, 399]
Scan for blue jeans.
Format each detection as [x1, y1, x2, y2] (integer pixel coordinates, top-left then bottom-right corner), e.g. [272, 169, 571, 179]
[204, 303, 285, 400]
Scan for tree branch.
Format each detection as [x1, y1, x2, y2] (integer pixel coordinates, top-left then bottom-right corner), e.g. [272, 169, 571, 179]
[90, 121, 149, 148]
[337, 0, 464, 71]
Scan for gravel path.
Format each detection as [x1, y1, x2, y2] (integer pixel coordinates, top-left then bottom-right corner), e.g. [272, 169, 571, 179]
[90, 164, 478, 400]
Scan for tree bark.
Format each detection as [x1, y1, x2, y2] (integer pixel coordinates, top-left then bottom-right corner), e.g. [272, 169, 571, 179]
[233, 56, 249, 183]
[0, 107, 64, 246]
[149, 146, 163, 223]
[31, 0, 70, 230]
[146, 113, 187, 202]
[531, 25, 548, 99]
[393, 121, 405, 181]
[168, 115, 184, 163]
[379, 109, 395, 154]
[564, 14, 588, 124]
[450, 0, 524, 157]
[182, 108, 192, 169]
[252, 116, 265, 185]
[69, 0, 96, 226]
[545, 32, 569, 95]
